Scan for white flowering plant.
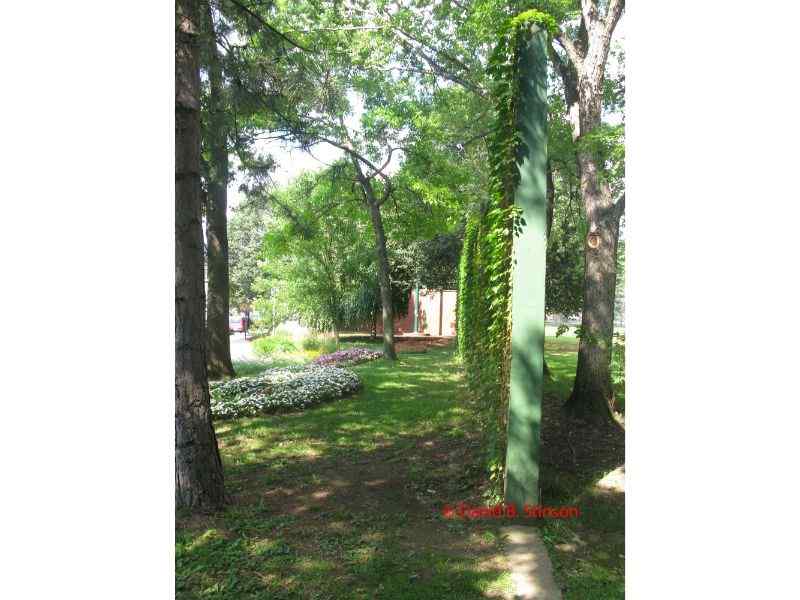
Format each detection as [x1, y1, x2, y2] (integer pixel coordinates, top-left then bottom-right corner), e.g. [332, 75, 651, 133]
[312, 347, 383, 366]
[208, 365, 362, 419]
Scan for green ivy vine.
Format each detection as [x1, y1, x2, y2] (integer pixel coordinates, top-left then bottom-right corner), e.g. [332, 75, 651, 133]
[457, 10, 556, 500]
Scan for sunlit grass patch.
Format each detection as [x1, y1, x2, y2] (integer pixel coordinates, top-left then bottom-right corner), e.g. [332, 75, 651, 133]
[179, 344, 518, 599]
[182, 341, 623, 599]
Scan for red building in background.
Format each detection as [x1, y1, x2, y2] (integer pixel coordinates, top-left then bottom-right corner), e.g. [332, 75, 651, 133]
[367, 288, 457, 337]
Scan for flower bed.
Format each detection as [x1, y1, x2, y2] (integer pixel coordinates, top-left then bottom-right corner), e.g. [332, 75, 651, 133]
[312, 347, 383, 366]
[208, 365, 361, 419]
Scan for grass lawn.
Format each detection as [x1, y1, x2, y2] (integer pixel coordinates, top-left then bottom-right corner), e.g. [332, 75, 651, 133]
[177, 338, 624, 599]
[541, 335, 626, 600]
[177, 344, 513, 599]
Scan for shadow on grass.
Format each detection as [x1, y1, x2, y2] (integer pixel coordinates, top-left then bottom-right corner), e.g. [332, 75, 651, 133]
[180, 346, 512, 599]
[178, 512, 509, 599]
[537, 337, 625, 599]
[222, 349, 473, 464]
[177, 462, 511, 599]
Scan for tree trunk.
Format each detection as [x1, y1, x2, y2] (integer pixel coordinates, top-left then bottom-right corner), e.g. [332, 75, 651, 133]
[366, 198, 398, 360]
[565, 142, 623, 424]
[350, 155, 397, 360]
[555, 2, 626, 424]
[358, 201, 397, 360]
[175, 0, 225, 511]
[203, 2, 235, 380]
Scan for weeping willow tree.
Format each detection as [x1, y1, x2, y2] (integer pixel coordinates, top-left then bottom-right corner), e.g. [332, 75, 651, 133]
[259, 169, 376, 341]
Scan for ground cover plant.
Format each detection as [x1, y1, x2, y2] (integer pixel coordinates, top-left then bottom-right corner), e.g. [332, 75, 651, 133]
[312, 347, 383, 367]
[177, 345, 514, 599]
[539, 334, 625, 599]
[209, 365, 362, 419]
[178, 340, 624, 599]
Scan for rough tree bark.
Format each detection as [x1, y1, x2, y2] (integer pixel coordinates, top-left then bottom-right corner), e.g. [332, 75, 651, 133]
[553, 0, 625, 423]
[203, 2, 235, 380]
[176, 0, 225, 511]
[566, 148, 624, 421]
[352, 157, 398, 361]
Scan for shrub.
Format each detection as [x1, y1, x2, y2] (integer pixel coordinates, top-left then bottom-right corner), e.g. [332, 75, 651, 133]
[248, 319, 270, 338]
[208, 365, 362, 419]
[301, 335, 322, 351]
[312, 347, 382, 367]
[253, 334, 297, 356]
[321, 337, 338, 354]
[300, 334, 338, 355]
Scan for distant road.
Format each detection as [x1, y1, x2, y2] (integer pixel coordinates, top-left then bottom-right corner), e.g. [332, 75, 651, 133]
[229, 332, 255, 361]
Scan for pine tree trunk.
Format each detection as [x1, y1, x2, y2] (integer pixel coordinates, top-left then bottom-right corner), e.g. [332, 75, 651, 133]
[203, 2, 235, 380]
[175, 0, 225, 511]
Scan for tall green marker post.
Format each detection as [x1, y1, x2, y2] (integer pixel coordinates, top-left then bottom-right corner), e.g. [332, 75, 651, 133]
[504, 24, 549, 508]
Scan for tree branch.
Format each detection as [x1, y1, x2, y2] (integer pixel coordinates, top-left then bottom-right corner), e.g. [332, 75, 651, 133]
[549, 45, 579, 108]
[367, 147, 400, 180]
[313, 136, 387, 185]
[378, 178, 392, 207]
[580, 0, 624, 90]
[554, 30, 584, 74]
[270, 194, 315, 239]
[227, 0, 313, 53]
[449, 130, 491, 150]
[604, 0, 626, 41]
[390, 25, 486, 97]
[284, 25, 388, 33]
[581, 0, 598, 30]
[549, 44, 581, 139]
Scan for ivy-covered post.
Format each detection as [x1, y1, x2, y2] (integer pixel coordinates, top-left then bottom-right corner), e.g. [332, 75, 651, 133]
[504, 23, 549, 508]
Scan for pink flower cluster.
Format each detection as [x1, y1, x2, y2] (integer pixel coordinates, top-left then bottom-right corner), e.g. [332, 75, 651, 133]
[312, 347, 383, 366]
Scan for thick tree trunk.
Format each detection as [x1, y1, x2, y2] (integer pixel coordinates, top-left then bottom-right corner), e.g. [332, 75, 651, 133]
[203, 3, 235, 380]
[366, 199, 398, 360]
[549, 1, 626, 424]
[175, 0, 225, 511]
[565, 144, 622, 424]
